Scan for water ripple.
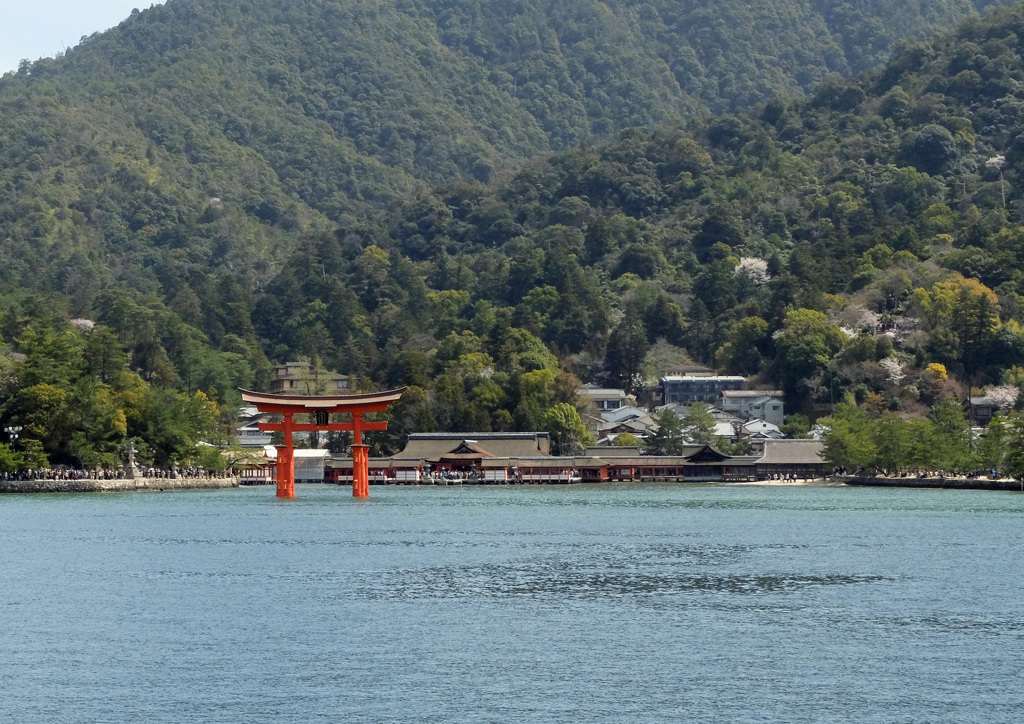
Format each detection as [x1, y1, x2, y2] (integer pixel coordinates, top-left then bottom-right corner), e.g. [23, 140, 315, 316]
[351, 563, 887, 600]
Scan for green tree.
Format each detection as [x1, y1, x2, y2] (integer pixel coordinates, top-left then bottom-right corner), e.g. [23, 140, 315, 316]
[542, 403, 594, 456]
[900, 125, 958, 175]
[19, 438, 49, 470]
[612, 432, 642, 447]
[780, 414, 811, 438]
[196, 445, 230, 472]
[872, 415, 923, 474]
[646, 408, 685, 455]
[927, 396, 977, 474]
[820, 402, 877, 471]
[82, 325, 128, 384]
[912, 277, 1000, 379]
[136, 388, 222, 466]
[681, 402, 717, 445]
[715, 316, 770, 375]
[385, 385, 438, 449]
[0, 443, 23, 472]
[977, 415, 1007, 473]
[1002, 414, 1024, 480]
[604, 315, 650, 395]
[774, 309, 846, 402]
[17, 325, 83, 388]
[716, 436, 752, 456]
[10, 383, 70, 460]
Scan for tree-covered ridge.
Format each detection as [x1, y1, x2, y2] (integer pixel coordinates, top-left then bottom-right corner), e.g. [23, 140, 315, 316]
[0, 0, 1010, 387]
[2, 0, 1016, 260]
[325, 1, 1024, 417]
[7, 2, 1024, 469]
[0, 0, 1015, 317]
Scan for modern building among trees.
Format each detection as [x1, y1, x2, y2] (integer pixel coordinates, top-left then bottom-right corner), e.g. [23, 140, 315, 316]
[661, 373, 746, 404]
[270, 361, 354, 395]
[578, 384, 631, 412]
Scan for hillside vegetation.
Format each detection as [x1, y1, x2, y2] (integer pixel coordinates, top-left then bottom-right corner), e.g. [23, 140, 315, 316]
[4, 1, 1024, 468]
[1, 1, 1013, 252]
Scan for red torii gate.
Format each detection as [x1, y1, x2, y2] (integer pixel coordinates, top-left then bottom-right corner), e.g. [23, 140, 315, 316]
[239, 387, 405, 499]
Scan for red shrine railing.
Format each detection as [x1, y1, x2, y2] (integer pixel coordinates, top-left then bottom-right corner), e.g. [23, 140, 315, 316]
[239, 388, 405, 499]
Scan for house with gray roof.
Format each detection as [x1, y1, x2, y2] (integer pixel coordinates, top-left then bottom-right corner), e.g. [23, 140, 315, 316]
[721, 390, 785, 426]
[578, 384, 631, 412]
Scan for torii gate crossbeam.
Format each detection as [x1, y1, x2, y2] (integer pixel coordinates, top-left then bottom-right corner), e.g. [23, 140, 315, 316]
[239, 388, 405, 498]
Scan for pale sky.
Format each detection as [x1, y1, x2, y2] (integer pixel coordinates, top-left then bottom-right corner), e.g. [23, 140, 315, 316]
[1, 1, 165, 75]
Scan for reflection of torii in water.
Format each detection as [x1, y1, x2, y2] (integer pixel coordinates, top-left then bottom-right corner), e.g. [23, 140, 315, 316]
[239, 388, 405, 499]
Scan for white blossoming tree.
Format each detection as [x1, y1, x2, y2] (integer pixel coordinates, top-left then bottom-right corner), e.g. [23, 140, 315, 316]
[984, 384, 1019, 413]
[986, 155, 1007, 207]
[734, 257, 770, 285]
[879, 356, 906, 386]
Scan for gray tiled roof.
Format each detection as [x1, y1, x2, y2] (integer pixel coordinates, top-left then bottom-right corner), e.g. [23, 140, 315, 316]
[755, 440, 825, 465]
[395, 433, 550, 460]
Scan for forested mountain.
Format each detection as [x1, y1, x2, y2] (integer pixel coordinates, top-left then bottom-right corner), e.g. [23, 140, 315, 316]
[5, 0, 1024, 469]
[1, 1, 1014, 250]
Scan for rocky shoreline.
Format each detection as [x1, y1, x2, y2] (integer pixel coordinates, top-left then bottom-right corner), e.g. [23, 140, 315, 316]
[0, 476, 240, 494]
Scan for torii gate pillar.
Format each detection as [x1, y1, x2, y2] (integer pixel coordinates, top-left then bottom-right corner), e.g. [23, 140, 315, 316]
[277, 442, 295, 498]
[240, 388, 405, 499]
[352, 445, 370, 498]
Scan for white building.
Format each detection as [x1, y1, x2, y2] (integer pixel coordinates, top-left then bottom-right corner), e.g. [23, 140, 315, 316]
[578, 384, 631, 411]
[293, 449, 331, 482]
[235, 405, 273, 448]
[741, 419, 784, 439]
[721, 390, 785, 426]
[251, 446, 330, 482]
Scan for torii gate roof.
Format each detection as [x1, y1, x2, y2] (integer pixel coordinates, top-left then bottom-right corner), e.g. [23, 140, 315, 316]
[239, 388, 405, 411]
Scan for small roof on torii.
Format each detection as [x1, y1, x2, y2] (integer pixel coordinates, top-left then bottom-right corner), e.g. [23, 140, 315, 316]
[239, 388, 405, 410]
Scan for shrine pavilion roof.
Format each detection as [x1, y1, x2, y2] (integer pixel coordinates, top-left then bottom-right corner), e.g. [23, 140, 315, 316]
[395, 433, 550, 460]
[755, 440, 825, 465]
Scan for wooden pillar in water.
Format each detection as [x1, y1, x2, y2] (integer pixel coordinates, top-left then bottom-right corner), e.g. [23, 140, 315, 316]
[351, 413, 368, 498]
[240, 388, 404, 500]
[276, 412, 295, 499]
[352, 445, 369, 498]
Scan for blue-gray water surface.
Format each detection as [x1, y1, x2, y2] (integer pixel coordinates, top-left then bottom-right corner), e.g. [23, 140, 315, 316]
[2, 483, 1023, 723]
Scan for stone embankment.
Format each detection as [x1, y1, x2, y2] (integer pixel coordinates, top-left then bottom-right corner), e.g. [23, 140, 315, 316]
[838, 475, 1023, 492]
[0, 476, 240, 494]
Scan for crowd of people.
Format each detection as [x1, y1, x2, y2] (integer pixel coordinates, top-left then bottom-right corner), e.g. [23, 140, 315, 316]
[0, 466, 231, 481]
[831, 467, 1002, 480]
[427, 468, 483, 482]
[1, 468, 99, 482]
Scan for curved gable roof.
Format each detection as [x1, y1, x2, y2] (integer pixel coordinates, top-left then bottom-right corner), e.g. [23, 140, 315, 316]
[395, 433, 550, 460]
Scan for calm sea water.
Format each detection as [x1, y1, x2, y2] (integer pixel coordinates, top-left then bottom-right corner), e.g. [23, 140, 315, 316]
[2, 483, 1023, 723]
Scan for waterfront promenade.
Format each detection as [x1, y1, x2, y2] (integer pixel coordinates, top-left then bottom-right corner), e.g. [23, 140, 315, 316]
[5, 473, 1024, 494]
[0, 475, 239, 494]
[839, 474, 1024, 492]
